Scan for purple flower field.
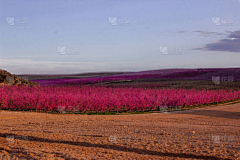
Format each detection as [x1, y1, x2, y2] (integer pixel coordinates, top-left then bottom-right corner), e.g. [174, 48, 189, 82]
[1, 85, 240, 113]
[30, 68, 240, 86]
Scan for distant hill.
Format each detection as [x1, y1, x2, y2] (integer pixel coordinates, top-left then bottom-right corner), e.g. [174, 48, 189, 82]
[0, 70, 39, 86]
[24, 68, 240, 86]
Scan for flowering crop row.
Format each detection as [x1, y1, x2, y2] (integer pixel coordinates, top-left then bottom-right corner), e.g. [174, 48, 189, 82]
[0, 86, 240, 113]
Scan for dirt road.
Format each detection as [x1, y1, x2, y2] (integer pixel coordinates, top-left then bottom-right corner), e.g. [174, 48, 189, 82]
[0, 104, 239, 160]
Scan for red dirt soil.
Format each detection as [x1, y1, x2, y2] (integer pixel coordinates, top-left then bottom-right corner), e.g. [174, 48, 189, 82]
[0, 104, 239, 160]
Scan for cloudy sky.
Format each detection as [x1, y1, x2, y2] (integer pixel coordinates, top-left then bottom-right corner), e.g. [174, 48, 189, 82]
[0, 0, 240, 74]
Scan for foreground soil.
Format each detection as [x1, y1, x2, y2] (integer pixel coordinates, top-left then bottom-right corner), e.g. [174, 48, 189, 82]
[0, 104, 239, 160]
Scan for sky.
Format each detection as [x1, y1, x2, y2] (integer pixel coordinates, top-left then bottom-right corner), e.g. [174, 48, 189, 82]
[0, 0, 240, 74]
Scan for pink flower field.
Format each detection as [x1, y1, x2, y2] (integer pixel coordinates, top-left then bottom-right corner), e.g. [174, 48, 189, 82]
[1, 85, 240, 113]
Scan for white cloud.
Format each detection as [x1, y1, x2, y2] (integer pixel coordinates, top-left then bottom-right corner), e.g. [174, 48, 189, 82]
[0, 58, 149, 74]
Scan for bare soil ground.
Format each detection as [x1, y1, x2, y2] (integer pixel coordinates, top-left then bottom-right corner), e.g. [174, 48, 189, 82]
[0, 104, 239, 160]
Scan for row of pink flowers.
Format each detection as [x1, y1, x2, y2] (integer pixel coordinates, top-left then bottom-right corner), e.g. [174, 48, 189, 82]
[1, 86, 240, 112]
